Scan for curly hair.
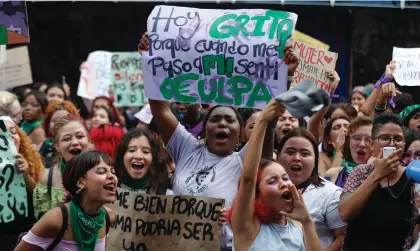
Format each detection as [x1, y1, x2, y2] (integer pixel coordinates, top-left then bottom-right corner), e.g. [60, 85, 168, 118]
[17, 126, 44, 182]
[90, 124, 125, 158]
[43, 101, 80, 138]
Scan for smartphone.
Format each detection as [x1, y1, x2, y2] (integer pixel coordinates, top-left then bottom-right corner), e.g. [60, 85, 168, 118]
[383, 146, 396, 158]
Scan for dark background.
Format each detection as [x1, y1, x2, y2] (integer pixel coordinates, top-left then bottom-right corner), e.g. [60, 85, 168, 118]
[6, 1, 420, 109]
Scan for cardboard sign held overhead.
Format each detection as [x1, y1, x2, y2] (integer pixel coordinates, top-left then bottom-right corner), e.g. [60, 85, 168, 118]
[292, 40, 338, 93]
[112, 52, 147, 107]
[107, 188, 224, 251]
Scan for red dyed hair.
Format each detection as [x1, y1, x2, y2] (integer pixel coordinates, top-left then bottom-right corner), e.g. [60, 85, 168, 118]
[227, 159, 278, 225]
[91, 96, 123, 127]
[89, 124, 125, 158]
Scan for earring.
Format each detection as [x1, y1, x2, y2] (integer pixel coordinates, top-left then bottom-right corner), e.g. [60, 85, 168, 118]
[76, 186, 85, 194]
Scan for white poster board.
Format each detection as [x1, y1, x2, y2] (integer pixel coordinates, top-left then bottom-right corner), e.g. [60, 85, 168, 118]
[392, 47, 420, 86]
[142, 6, 298, 109]
[0, 46, 32, 90]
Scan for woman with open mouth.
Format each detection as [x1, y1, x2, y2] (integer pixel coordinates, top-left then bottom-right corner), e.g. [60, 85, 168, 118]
[329, 116, 373, 186]
[339, 113, 418, 251]
[38, 101, 80, 169]
[33, 115, 90, 220]
[277, 127, 347, 250]
[318, 116, 350, 176]
[114, 128, 170, 195]
[20, 91, 48, 147]
[16, 151, 117, 251]
[228, 99, 323, 251]
[0, 117, 45, 250]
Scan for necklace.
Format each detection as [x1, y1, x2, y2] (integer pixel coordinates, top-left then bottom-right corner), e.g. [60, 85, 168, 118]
[386, 170, 411, 199]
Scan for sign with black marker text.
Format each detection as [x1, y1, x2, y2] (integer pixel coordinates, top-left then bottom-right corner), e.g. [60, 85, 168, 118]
[107, 188, 225, 251]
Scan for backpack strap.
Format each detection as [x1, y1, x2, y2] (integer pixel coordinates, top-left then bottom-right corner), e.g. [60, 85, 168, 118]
[105, 208, 110, 235]
[47, 165, 54, 196]
[46, 204, 68, 251]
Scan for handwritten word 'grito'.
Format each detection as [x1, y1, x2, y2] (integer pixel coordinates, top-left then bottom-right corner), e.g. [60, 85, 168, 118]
[160, 73, 272, 108]
[209, 10, 294, 57]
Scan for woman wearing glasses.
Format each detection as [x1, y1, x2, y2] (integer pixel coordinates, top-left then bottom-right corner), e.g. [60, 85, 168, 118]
[338, 113, 419, 251]
[327, 116, 374, 186]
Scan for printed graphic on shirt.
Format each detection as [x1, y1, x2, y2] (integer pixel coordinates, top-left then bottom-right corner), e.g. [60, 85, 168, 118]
[184, 165, 216, 196]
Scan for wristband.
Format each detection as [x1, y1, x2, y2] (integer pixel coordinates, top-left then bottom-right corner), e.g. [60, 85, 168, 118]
[375, 103, 387, 111]
[374, 73, 393, 89]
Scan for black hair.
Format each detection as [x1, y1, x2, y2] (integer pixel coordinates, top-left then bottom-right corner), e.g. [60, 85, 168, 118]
[24, 90, 48, 114]
[372, 112, 404, 137]
[202, 105, 244, 138]
[62, 151, 114, 197]
[404, 127, 420, 152]
[33, 81, 48, 93]
[324, 103, 357, 121]
[393, 93, 415, 114]
[96, 105, 116, 125]
[322, 116, 351, 155]
[114, 128, 169, 194]
[277, 128, 324, 187]
[45, 83, 67, 99]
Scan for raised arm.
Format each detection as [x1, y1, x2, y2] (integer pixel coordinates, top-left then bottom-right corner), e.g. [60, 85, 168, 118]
[231, 99, 284, 234]
[149, 100, 179, 145]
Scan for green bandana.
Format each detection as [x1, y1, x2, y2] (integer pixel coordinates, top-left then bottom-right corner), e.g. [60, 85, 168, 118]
[70, 201, 105, 251]
[20, 120, 42, 135]
[399, 104, 420, 126]
[341, 159, 358, 176]
[120, 175, 150, 193]
[60, 159, 67, 173]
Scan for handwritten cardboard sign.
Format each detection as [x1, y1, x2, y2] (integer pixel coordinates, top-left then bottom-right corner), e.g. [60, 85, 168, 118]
[107, 188, 225, 251]
[0, 46, 32, 90]
[292, 40, 338, 92]
[112, 52, 147, 107]
[392, 47, 420, 86]
[142, 6, 298, 109]
[77, 51, 113, 99]
[0, 120, 27, 223]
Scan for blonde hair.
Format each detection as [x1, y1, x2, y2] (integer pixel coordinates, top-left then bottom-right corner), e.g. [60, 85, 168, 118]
[0, 92, 18, 116]
[52, 115, 87, 145]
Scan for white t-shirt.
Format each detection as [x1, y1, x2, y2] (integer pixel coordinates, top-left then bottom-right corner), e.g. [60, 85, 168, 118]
[302, 178, 347, 248]
[166, 123, 246, 250]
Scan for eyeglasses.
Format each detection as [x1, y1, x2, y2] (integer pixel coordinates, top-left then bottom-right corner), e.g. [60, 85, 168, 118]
[350, 135, 372, 144]
[402, 151, 420, 160]
[372, 134, 404, 147]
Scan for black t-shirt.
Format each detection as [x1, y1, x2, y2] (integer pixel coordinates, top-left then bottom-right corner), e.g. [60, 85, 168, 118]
[343, 171, 413, 251]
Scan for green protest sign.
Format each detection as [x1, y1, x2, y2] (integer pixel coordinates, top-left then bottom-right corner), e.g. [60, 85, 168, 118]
[112, 52, 148, 107]
[0, 120, 27, 223]
[142, 6, 298, 109]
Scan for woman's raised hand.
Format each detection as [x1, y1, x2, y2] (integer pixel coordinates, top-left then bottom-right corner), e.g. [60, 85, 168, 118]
[260, 99, 285, 123]
[279, 184, 312, 224]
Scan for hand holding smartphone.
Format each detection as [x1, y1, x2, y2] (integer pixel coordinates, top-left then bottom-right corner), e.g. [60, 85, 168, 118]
[383, 146, 396, 158]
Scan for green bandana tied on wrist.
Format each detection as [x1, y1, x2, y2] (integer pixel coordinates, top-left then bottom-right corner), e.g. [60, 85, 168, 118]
[20, 120, 42, 135]
[70, 201, 105, 251]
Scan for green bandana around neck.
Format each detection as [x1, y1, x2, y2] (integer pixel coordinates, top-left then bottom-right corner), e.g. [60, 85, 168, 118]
[120, 174, 150, 192]
[341, 159, 358, 176]
[399, 104, 420, 126]
[70, 201, 105, 251]
[60, 159, 67, 173]
[20, 120, 42, 135]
